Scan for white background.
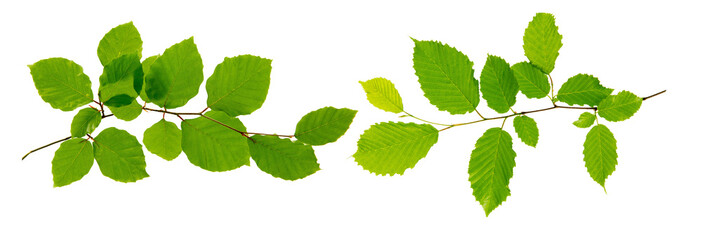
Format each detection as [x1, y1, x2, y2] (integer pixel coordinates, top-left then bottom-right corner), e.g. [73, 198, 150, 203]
[1, 0, 699, 239]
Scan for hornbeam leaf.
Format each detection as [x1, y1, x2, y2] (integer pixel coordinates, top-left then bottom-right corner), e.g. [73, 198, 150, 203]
[523, 13, 563, 74]
[468, 128, 517, 216]
[98, 53, 144, 107]
[557, 74, 613, 106]
[181, 111, 250, 172]
[139, 55, 159, 103]
[70, 108, 102, 138]
[248, 135, 320, 180]
[359, 77, 404, 113]
[108, 101, 142, 121]
[354, 122, 439, 176]
[597, 91, 642, 122]
[573, 112, 596, 128]
[52, 138, 94, 187]
[513, 115, 539, 147]
[97, 22, 143, 66]
[93, 127, 148, 183]
[583, 124, 618, 190]
[511, 61, 550, 99]
[29, 58, 93, 111]
[412, 39, 479, 114]
[146, 37, 204, 109]
[206, 55, 272, 116]
[480, 55, 519, 113]
[295, 107, 357, 146]
[143, 119, 182, 160]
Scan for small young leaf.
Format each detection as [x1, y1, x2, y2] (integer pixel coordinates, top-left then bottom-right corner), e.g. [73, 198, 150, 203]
[468, 128, 516, 216]
[573, 112, 596, 128]
[359, 77, 404, 113]
[557, 74, 613, 106]
[294, 107, 357, 146]
[248, 135, 320, 181]
[181, 111, 250, 172]
[206, 55, 272, 117]
[29, 58, 93, 111]
[70, 108, 102, 138]
[145, 37, 204, 109]
[480, 55, 519, 113]
[412, 39, 479, 114]
[108, 101, 142, 121]
[97, 22, 143, 66]
[597, 91, 642, 122]
[143, 119, 182, 161]
[583, 124, 618, 190]
[139, 55, 159, 103]
[98, 53, 143, 107]
[354, 122, 439, 176]
[52, 138, 94, 187]
[523, 13, 563, 74]
[93, 127, 148, 183]
[511, 61, 550, 99]
[513, 115, 539, 147]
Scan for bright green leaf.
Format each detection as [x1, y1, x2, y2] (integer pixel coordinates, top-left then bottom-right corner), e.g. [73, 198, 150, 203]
[98, 53, 143, 107]
[557, 74, 613, 106]
[70, 108, 102, 138]
[359, 77, 404, 113]
[511, 61, 550, 99]
[97, 22, 143, 66]
[139, 55, 159, 103]
[354, 122, 439, 176]
[248, 135, 320, 180]
[146, 37, 204, 109]
[29, 58, 93, 111]
[143, 119, 182, 160]
[93, 127, 148, 183]
[108, 101, 142, 121]
[181, 111, 250, 172]
[468, 128, 516, 216]
[412, 39, 479, 114]
[480, 55, 519, 113]
[523, 13, 563, 74]
[294, 107, 357, 146]
[52, 138, 94, 187]
[513, 115, 539, 147]
[597, 91, 642, 122]
[573, 112, 596, 128]
[206, 55, 272, 116]
[583, 124, 618, 190]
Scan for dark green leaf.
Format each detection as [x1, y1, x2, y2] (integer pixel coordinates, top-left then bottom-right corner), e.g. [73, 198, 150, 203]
[469, 128, 516, 216]
[143, 119, 182, 160]
[98, 53, 143, 107]
[557, 74, 613, 106]
[511, 61, 550, 99]
[29, 58, 93, 111]
[513, 115, 539, 147]
[145, 37, 204, 109]
[97, 22, 143, 66]
[573, 112, 596, 128]
[583, 124, 618, 190]
[248, 135, 320, 180]
[480, 55, 519, 113]
[294, 107, 357, 146]
[523, 13, 562, 74]
[181, 111, 250, 172]
[206, 55, 272, 116]
[70, 108, 102, 138]
[93, 127, 148, 183]
[359, 77, 404, 113]
[52, 138, 94, 187]
[597, 91, 642, 122]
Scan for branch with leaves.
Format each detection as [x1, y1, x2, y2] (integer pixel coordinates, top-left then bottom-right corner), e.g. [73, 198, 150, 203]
[354, 13, 665, 216]
[24, 22, 357, 186]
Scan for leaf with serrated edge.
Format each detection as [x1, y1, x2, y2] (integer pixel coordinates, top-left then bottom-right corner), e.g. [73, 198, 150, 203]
[29, 58, 93, 111]
[295, 107, 357, 146]
[598, 91, 642, 122]
[354, 122, 438, 176]
[93, 127, 148, 183]
[206, 55, 271, 116]
[145, 37, 204, 109]
[469, 128, 516, 216]
[573, 112, 596, 128]
[143, 119, 182, 160]
[70, 108, 102, 138]
[583, 124, 618, 190]
[557, 74, 613, 106]
[98, 53, 143, 107]
[248, 135, 320, 180]
[412, 39, 479, 114]
[513, 116, 539, 147]
[480, 55, 519, 113]
[359, 77, 404, 113]
[52, 138, 94, 187]
[97, 22, 142, 66]
[523, 13, 562, 74]
[181, 111, 250, 172]
[511, 62, 550, 99]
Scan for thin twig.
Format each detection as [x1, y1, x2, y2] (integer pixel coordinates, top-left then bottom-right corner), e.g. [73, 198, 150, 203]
[22, 136, 71, 160]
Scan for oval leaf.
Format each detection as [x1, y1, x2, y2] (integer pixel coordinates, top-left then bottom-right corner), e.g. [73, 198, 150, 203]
[523, 13, 562, 74]
[97, 22, 143, 66]
[29, 58, 93, 111]
[206, 55, 272, 116]
[93, 127, 148, 183]
[573, 112, 596, 128]
[248, 135, 320, 180]
[143, 119, 182, 161]
[557, 74, 613, 106]
[583, 124, 618, 190]
[98, 53, 143, 107]
[359, 77, 404, 113]
[52, 138, 94, 187]
[468, 128, 516, 216]
[597, 91, 642, 122]
[512, 61, 550, 99]
[513, 115, 539, 147]
[480, 55, 519, 113]
[295, 107, 357, 146]
[108, 101, 142, 121]
[139, 55, 159, 103]
[181, 111, 250, 172]
[70, 108, 102, 138]
[145, 37, 204, 109]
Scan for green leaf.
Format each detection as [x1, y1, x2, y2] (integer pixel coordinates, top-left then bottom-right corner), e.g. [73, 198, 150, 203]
[480, 55, 519, 113]
[138, 55, 159, 103]
[181, 111, 250, 172]
[145, 37, 204, 109]
[108, 101, 142, 121]
[70, 108, 102, 138]
[98, 53, 143, 107]
[583, 124, 618, 189]
[523, 13, 563, 74]
[597, 91, 642, 122]
[573, 112, 596, 128]
[513, 115, 539, 147]
[412, 39, 479, 114]
[557, 74, 613, 106]
[29, 58, 93, 111]
[248, 135, 320, 180]
[97, 22, 143, 66]
[206, 55, 272, 116]
[354, 122, 439, 176]
[511, 61, 550, 99]
[468, 128, 516, 216]
[143, 119, 182, 161]
[52, 138, 94, 187]
[294, 107, 357, 146]
[93, 127, 148, 183]
[359, 77, 404, 113]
